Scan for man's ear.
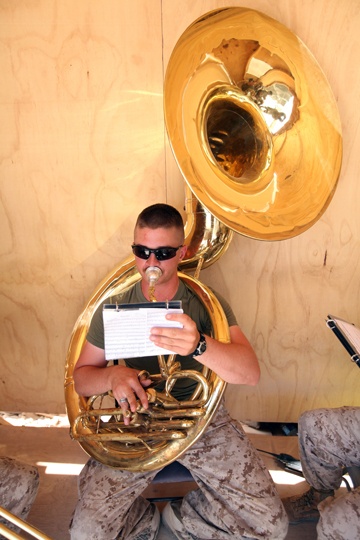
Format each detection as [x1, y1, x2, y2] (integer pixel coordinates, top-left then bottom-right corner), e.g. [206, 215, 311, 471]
[179, 245, 187, 260]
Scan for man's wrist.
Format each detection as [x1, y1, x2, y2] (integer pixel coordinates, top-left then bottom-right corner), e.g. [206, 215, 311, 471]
[191, 332, 207, 357]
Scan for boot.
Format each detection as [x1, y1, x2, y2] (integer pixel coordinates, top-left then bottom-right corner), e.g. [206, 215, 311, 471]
[282, 486, 334, 523]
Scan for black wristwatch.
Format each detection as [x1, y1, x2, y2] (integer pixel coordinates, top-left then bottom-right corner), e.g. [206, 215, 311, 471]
[191, 332, 207, 357]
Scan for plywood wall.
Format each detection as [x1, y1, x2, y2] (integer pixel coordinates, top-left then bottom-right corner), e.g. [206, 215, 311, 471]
[1, 0, 359, 422]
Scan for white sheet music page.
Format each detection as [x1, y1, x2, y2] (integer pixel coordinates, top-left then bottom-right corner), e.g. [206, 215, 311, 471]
[103, 307, 183, 360]
[331, 316, 360, 355]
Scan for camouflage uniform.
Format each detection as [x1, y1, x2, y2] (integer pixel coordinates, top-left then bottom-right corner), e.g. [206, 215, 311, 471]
[298, 406, 360, 540]
[0, 456, 39, 534]
[70, 401, 288, 539]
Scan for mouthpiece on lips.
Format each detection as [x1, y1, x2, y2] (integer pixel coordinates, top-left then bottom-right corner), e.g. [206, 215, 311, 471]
[145, 266, 162, 286]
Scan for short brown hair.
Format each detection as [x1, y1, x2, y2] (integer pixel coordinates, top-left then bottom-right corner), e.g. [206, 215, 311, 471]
[135, 203, 184, 234]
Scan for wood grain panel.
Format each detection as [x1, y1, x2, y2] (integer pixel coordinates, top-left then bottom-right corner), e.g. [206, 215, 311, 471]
[0, 0, 165, 411]
[0, 0, 359, 421]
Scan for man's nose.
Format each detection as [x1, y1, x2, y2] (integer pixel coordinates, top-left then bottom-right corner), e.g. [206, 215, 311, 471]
[147, 252, 158, 264]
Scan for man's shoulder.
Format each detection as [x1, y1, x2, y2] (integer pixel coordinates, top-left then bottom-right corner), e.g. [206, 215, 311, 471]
[179, 278, 221, 302]
[109, 282, 142, 305]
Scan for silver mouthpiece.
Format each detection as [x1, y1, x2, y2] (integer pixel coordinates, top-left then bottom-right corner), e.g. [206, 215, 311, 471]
[145, 266, 162, 286]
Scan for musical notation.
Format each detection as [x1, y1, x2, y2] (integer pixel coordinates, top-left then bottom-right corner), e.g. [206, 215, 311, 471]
[103, 303, 183, 360]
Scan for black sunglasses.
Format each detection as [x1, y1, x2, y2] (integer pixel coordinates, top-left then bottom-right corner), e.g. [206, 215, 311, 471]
[132, 244, 182, 261]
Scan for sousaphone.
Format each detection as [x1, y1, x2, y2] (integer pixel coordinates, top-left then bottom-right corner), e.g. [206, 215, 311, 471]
[64, 8, 342, 471]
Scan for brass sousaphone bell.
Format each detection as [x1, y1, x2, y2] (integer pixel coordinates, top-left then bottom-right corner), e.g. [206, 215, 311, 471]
[165, 7, 342, 240]
[64, 8, 342, 471]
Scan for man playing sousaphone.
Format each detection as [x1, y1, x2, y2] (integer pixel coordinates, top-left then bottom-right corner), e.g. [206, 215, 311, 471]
[69, 203, 288, 540]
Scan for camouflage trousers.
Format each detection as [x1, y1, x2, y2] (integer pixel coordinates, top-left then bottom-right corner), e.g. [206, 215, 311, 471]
[298, 406, 360, 540]
[70, 401, 288, 540]
[0, 456, 39, 536]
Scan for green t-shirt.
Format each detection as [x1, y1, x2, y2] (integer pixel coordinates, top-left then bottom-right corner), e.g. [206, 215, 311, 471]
[87, 279, 237, 400]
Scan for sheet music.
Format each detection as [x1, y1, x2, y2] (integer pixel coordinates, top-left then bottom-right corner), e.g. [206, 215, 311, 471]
[329, 316, 360, 355]
[103, 306, 183, 360]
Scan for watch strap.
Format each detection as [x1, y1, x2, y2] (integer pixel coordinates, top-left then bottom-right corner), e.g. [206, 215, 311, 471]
[191, 332, 206, 357]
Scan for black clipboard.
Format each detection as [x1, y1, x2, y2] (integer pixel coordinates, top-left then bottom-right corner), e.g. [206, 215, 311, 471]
[104, 301, 182, 311]
[326, 315, 360, 368]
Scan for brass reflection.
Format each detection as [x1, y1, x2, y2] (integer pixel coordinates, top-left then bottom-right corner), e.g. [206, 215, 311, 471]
[164, 8, 342, 240]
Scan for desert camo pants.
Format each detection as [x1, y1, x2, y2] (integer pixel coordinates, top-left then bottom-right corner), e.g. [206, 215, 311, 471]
[0, 456, 40, 536]
[298, 406, 360, 540]
[70, 401, 288, 540]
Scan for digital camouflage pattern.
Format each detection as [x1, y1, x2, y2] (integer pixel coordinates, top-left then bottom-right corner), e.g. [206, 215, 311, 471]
[299, 407, 360, 540]
[0, 456, 39, 534]
[70, 401, 288, 539]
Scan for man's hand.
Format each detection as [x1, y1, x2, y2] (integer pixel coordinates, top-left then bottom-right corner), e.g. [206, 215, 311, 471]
[149, 313, 200, 356]
[109, 366, 152, 425]
[73, 341, 154, 427]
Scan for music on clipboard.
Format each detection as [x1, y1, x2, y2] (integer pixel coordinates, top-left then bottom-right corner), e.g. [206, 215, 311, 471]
[103, 301, 183, 360]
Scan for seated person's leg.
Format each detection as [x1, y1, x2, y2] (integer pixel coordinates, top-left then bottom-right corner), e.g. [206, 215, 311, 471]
[317, 487, 360, 540]
[299, 407, 360, 491]
[163, 403, 288, 540]
[283, 407, 360, 523]
[69, 458, 160, 540]
[0, 456, 39, 531]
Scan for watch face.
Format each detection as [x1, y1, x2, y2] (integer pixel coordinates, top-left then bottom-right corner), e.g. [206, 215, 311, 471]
[194, 334, 206, 356]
